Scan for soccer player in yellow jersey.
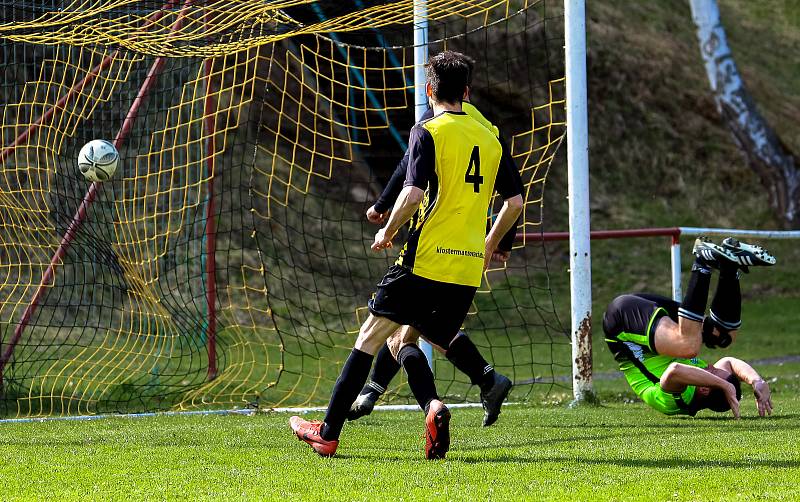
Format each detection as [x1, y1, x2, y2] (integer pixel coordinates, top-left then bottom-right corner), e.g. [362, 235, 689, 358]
[351, 95, 521, 427]
[290, 51, 523, 459]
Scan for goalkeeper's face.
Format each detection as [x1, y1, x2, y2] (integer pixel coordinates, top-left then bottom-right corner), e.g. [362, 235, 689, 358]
[697, 367, 742, 412]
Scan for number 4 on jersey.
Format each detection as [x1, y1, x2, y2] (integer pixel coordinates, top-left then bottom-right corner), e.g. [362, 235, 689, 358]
[464, 145, 483, 193]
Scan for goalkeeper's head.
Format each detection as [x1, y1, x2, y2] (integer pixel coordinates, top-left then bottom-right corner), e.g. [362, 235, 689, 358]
[425, 51, 475, 105]
[696, 367, 743, 413]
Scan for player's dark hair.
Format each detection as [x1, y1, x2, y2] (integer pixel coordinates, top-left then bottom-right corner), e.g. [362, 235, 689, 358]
[425, 51, 474, 104]
[705, 372, 742, 412]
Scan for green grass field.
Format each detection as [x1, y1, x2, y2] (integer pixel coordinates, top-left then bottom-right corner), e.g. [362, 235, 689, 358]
[2, 383, 799, 501]
[2, 303, 798, 502]
[1, 247, 797, 500]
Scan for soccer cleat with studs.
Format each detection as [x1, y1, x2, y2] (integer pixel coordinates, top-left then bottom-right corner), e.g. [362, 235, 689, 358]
[424, 401, 451, 460]
[289, 416, 339, 457]
[692, 236, 738, 271]
[480, 372, 513, 427]
[347, 390, 379, 421]
[720, 237, 776, 273]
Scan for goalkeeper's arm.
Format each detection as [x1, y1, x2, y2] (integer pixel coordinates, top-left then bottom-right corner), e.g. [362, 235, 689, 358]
[713, 357, 773, 417]
[659, 363, 740, 418]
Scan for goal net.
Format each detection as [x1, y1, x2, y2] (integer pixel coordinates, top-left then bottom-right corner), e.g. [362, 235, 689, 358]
[0, 0, 568, 417]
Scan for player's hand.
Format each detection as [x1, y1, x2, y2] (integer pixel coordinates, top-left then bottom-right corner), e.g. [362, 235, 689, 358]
[723, 381, 740, 419]
[491, 250, 511, 263]
[753, 379, 773, 417]
[366, 205, 389, 225]
[483, 243, 495, 271]
[371, 227, 393, 251]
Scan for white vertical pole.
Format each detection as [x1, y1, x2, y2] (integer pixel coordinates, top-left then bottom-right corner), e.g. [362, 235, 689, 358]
[671, 240, 682, 302]
[565, 0, 595, 404]
[414, 0, 434, 368]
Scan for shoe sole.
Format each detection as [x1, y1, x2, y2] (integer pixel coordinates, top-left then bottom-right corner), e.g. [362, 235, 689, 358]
[722, 241, 776, 266]
[483, 379, 513, 427]
[425, 407, 451, 460]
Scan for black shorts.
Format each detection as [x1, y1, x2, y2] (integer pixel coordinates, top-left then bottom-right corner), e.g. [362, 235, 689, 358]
[603, 294, 677, 357]
[368, 264, 477, 348]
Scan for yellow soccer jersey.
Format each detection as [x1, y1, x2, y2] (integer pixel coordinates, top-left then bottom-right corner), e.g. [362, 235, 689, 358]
[463, 101, 500, 138]
[396, 110, 519, 287]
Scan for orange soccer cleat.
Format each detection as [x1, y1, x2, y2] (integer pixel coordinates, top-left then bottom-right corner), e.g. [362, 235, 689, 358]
[289, 416, 339, 457]
[424, 401, 451, 460]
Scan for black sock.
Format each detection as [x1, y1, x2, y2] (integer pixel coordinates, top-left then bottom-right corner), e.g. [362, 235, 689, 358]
[679, 259, 712, 322]
[710, 268, 742, 330]
[360, 343, 400, 396]
[445, 335, 495, 392]
[321, 348, 374, 441]
[397, 344, 439, 412]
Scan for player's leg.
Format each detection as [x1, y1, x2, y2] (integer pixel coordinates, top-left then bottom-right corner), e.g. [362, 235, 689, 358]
[705, 258, 741, 347]
[393, 340, 450, 456]
[702, 237, 775, 347]
[654, 237, 729, 357]
[386, 324, 512, 426]
[349, 326, 445, 421]
[676, 239, 715, 337]
[348, 342, 400, 420]
[445, 331, 512, 426]
[289, 313, 401, 456]
[373, 323, 451, 459]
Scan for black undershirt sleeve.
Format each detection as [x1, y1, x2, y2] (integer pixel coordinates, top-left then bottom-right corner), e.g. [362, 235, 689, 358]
[404, 125, 435, 190]
[494, 136, 523, 251]
[493, 136, 524, 199]
[374, 151, 409, 213]
[373, 108, 435, 212]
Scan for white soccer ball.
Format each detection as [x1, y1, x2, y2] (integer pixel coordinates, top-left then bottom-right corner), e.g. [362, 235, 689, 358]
[77, 139, 119, 182]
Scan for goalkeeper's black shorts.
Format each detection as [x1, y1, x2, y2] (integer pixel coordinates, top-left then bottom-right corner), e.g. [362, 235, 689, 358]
[368, 264, 476, 348]
[603, 293, 678, 357]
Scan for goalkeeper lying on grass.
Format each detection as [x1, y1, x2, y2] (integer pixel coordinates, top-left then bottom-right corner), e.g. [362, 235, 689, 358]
[603, 237, 775, 417]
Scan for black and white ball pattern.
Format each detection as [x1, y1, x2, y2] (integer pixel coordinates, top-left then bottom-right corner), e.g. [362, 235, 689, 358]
[77, 139, 119, 182]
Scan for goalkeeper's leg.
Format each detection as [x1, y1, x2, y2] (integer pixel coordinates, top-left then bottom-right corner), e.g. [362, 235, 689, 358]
[703, 263, 741, 348]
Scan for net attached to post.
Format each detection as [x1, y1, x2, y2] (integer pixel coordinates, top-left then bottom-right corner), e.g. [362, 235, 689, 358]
[0, 0, 568, 417]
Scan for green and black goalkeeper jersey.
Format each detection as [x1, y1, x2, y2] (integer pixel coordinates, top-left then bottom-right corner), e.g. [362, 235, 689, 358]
[603, 293, 707, 415]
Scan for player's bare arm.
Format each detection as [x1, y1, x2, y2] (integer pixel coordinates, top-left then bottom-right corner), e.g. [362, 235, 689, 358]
[714, 357, 773, 416]
[484, 194, 522, 270]
[659, 362, 741, 418]
[371, 185, 424, 251]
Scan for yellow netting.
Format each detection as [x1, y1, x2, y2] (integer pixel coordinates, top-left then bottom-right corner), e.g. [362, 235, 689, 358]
[0, 0, 568, 417]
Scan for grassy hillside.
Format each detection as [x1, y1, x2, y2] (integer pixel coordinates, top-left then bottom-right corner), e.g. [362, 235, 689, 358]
[541, 0, 800, 295]
[576, 0, 799, 230]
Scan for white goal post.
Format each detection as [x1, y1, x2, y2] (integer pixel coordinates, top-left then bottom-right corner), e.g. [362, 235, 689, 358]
[412, 0, 596, 401]
[564, 0, 594, 404]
